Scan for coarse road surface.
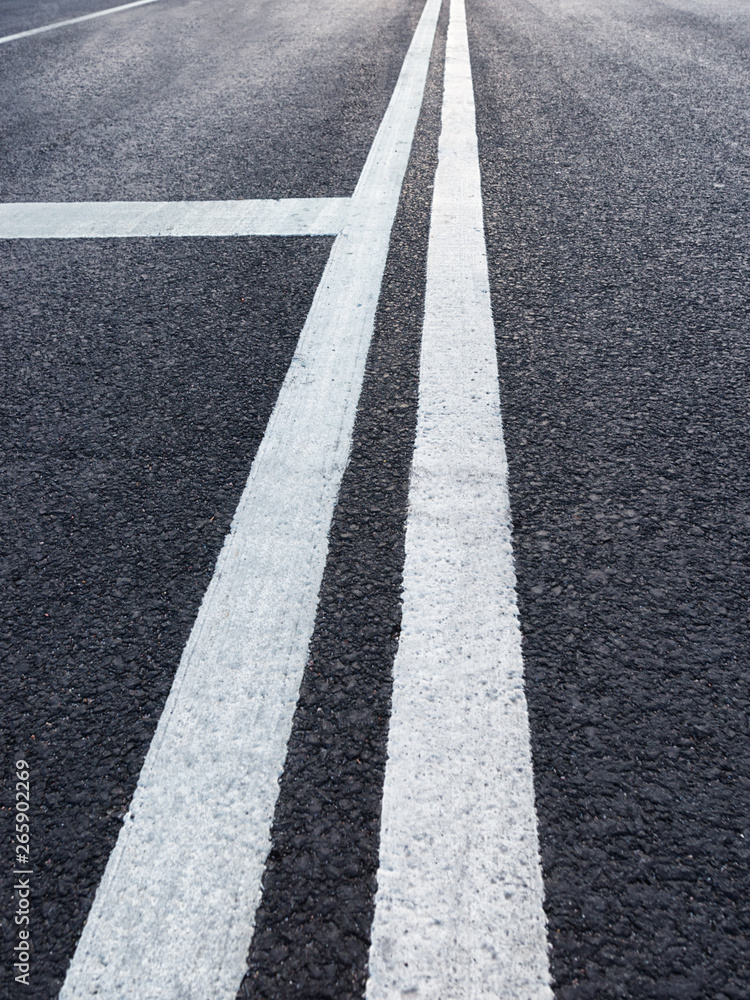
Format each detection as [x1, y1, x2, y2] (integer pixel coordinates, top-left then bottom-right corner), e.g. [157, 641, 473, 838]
[1, 0, 748, 998]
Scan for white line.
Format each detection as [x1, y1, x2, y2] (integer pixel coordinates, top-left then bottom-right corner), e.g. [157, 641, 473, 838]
[59, 1, 442, 998]
[0, 0, 160, 46]
[0, 198, 350, 239]
[365, 0, 552, 997]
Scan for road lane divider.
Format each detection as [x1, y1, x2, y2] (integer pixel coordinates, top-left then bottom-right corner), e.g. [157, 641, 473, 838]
[58, 0, 443, 997]
[0, 198, 350, 238]
[0, 0, 160, 46]
[365, 0, 552, 996]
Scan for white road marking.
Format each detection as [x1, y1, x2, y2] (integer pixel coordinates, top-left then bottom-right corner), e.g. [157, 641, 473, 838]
[0, 198, 350, 238]
[0, 0, 160, 46]
[59, 0, 442, 997]
[365, 0, 552, 996]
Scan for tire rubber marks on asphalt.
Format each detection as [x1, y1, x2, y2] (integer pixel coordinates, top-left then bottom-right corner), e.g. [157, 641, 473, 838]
[0, 198, 350, 238]
[365, 0, 552, 996]
[59, 0, 442, 997]
[0, 0, 160, 46]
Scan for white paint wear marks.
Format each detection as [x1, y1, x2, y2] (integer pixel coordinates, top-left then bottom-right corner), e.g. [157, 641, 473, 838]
[59, 0, 442, 998]
[0, 0, 160, 46]
[0, 198, 350, 239]
[365, 0, 552, 997]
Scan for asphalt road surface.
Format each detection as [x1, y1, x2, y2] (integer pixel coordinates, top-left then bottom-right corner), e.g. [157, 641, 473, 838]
[1, 0, 748, 998]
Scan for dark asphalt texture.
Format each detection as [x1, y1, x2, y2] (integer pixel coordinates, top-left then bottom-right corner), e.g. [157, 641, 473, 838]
[470, 0, 750, 998]
[2, 0, 750, 999]
[0, 0, 419, 201]
[1, 0, 427, 992]
[0, 236, 332, 997]
[0, 0, 121, 38]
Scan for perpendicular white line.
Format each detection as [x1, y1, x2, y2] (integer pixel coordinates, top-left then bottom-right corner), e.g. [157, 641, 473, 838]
[58, 1, 442, 998]
[0, 0, 160, 46]
[365, 0, 552, 997]
[0, 198, 351, 238]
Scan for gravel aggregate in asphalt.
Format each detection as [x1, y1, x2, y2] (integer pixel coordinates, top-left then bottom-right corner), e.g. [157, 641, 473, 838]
[0, 0, 420, 202]
[0, 0, 137, 38]
[1, 1, 749, 998]
[470, 1, 750, 997]
[0, 0, 428, 992]
[0, 236, 331, 996]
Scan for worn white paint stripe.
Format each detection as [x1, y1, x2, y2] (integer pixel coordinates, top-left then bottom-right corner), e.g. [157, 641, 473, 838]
[0, 198, 350, 238]
[0, 0, 159, 45]
[59, 1, 442, 998]
[365, 0, 552, 997]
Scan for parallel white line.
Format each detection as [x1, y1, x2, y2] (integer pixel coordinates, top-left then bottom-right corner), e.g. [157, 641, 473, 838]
[0, 198, 350, 238]
[0, 0, 160, 46]
[365, 0, 552, 997]
[59, 0, 442, 998]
